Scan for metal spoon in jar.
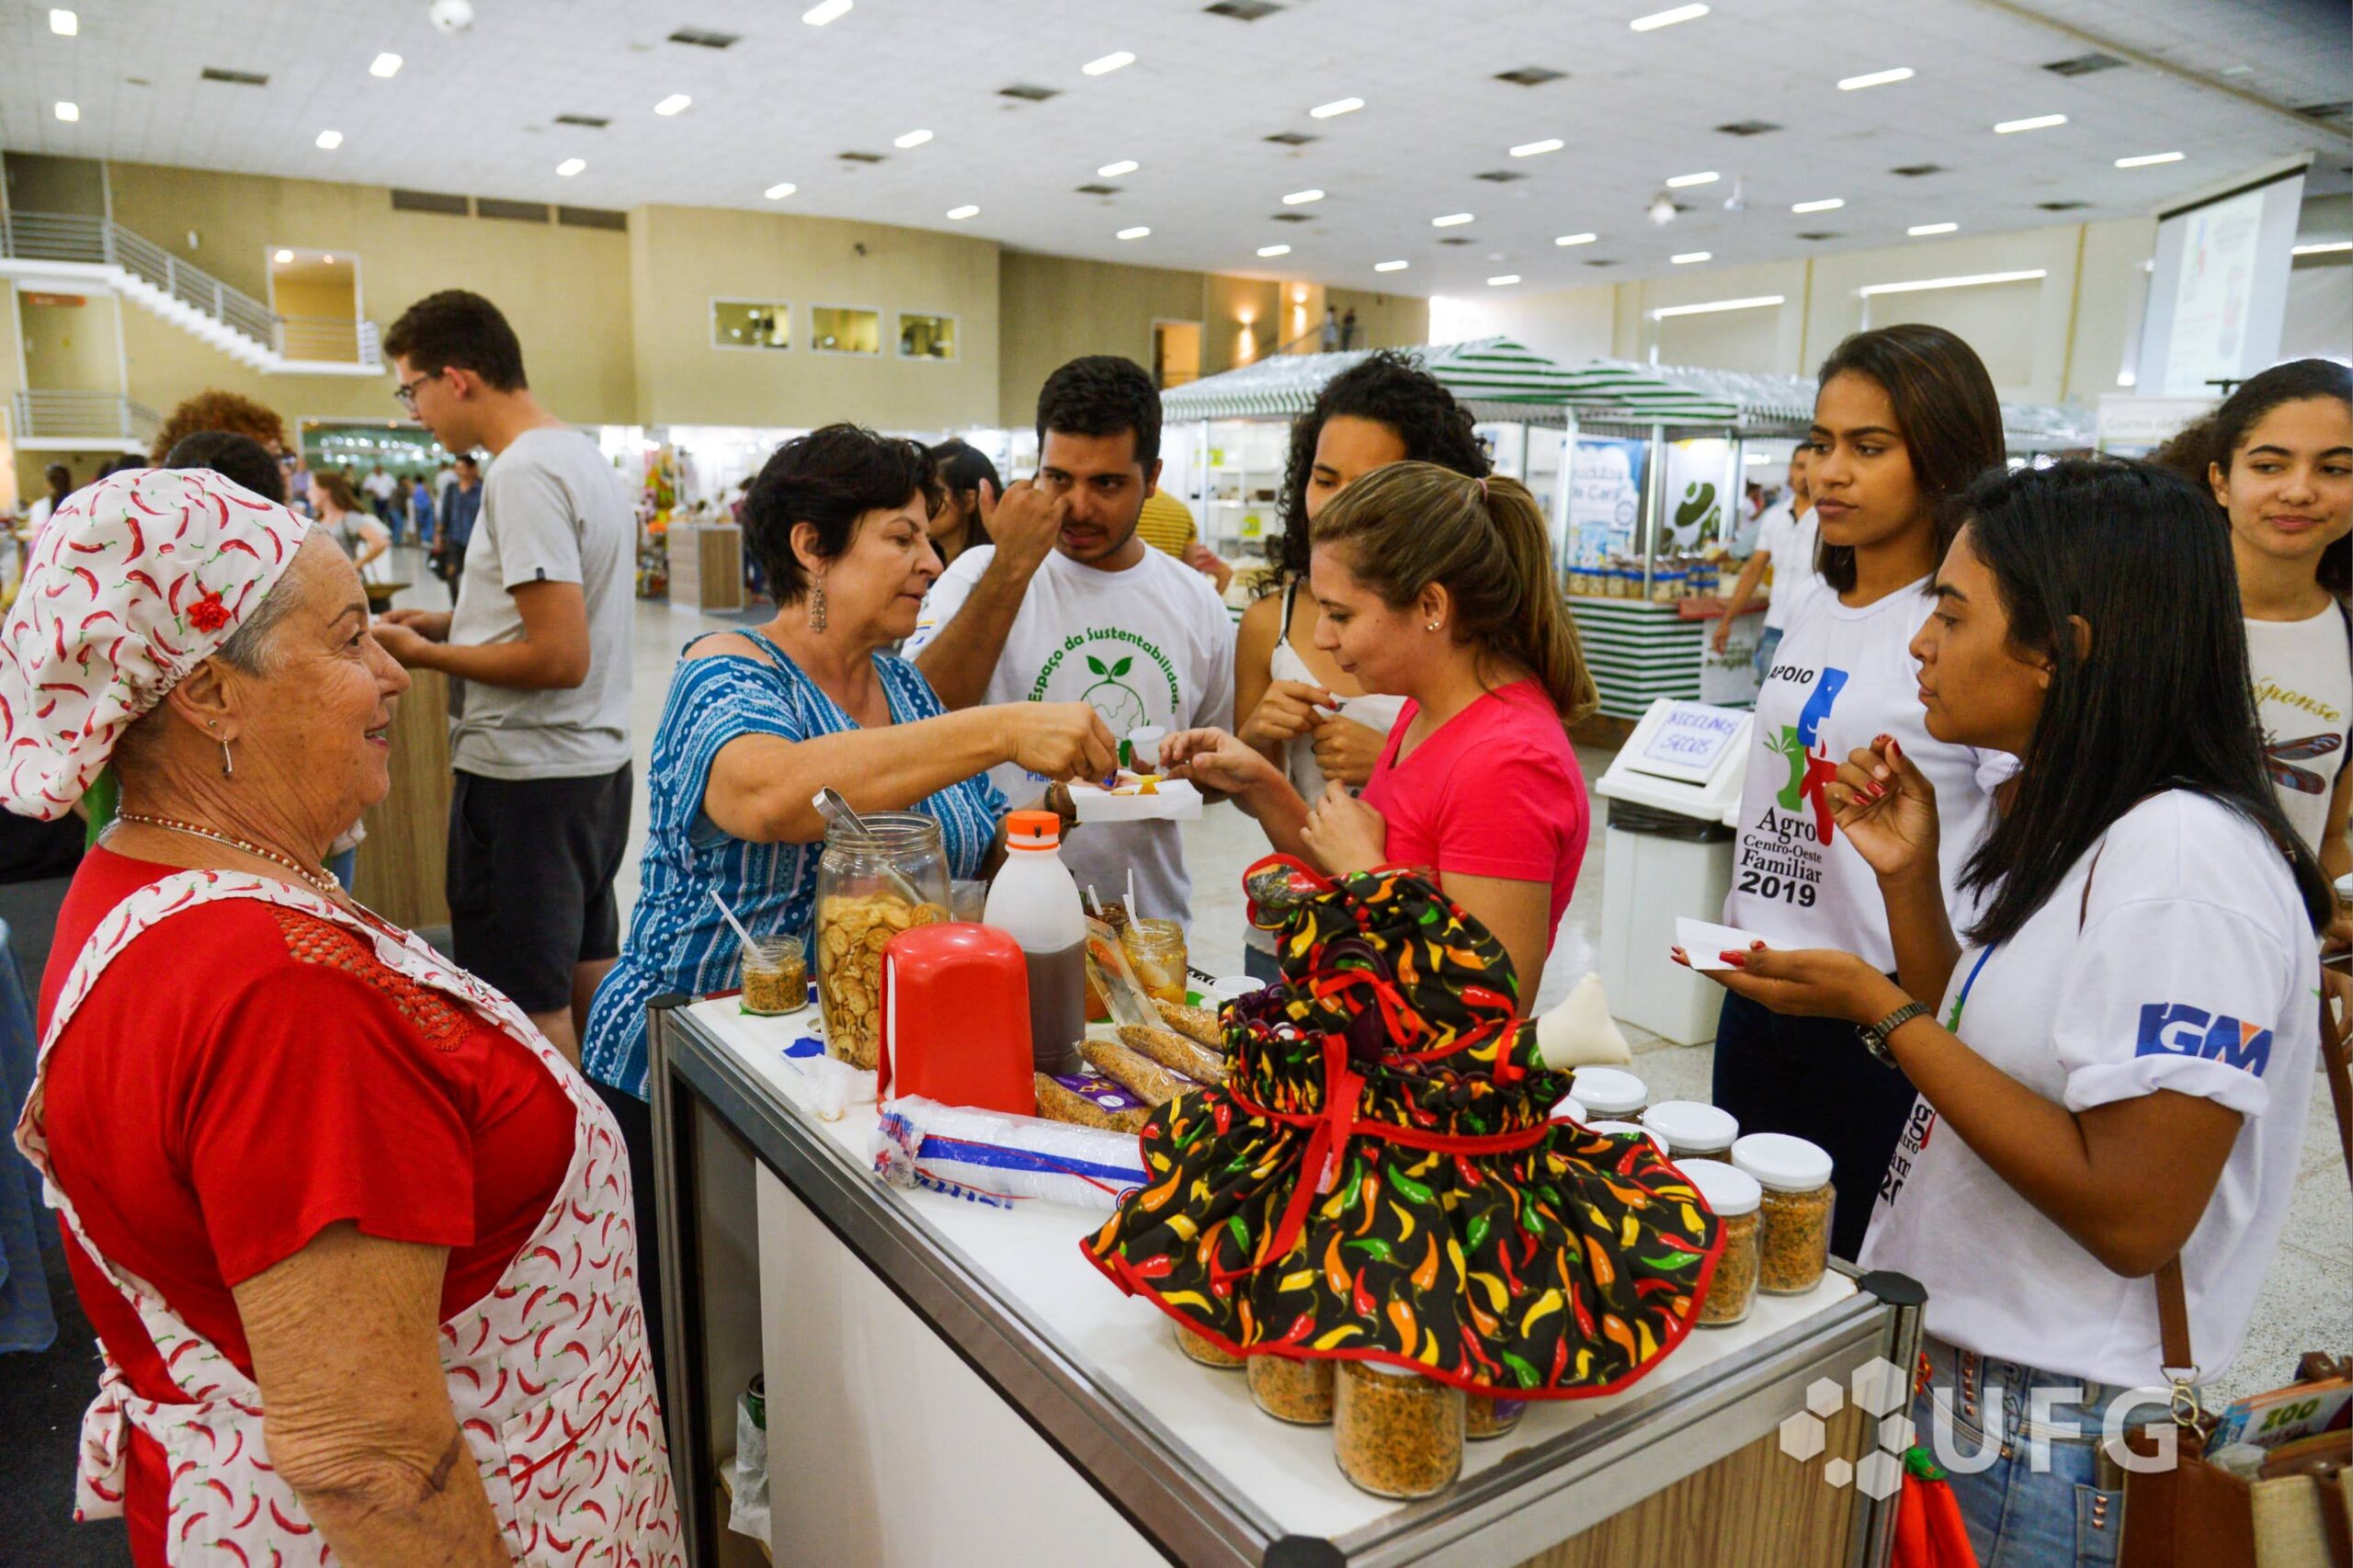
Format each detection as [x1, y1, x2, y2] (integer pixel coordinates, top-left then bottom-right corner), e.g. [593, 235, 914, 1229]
[810, 788, 928, 907]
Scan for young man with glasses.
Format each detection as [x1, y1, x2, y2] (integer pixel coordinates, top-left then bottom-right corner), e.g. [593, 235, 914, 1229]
[372, 290, 635, 1065]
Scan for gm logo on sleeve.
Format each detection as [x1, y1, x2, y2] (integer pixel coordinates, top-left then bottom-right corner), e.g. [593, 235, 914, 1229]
[2134, 1004, 2273, 1076]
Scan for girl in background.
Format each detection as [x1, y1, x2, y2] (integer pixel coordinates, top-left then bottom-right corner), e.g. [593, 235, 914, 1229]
[1715, 324, 2012, 1260]
[924, 438, 1003, 570]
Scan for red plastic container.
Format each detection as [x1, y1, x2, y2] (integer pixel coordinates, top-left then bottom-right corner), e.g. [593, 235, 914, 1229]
[876, 922, 1036, 1116]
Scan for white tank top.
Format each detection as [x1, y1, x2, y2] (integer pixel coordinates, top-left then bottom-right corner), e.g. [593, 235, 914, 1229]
[1267, 580, 1408, 804]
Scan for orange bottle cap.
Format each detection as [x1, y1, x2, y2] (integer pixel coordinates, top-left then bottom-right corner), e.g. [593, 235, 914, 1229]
[1006, 809, 1062, 848]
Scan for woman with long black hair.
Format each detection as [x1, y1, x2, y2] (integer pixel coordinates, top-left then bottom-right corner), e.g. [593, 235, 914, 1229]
[1714, 324, 2012, 1260]
[1229, 352, 1492, 980]
[1684, 459, 2329, 1567]
[923, 437, 1002, 569]
[2157, 360, 2353, 943]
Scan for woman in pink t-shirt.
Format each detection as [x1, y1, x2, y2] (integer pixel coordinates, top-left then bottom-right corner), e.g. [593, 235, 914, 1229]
[1167, 461, 1597, 1001]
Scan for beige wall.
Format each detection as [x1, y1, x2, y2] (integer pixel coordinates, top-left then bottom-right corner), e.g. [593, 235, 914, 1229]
[1326, 286, 1429, 351]
[996, 252, 1209, 426]
[626, 204, 1000, 430]
[1453, 216, 2168, 406]
[17, 290, 119, 392]
[2, 152, 107, 218]
[105, 161, 638, 426]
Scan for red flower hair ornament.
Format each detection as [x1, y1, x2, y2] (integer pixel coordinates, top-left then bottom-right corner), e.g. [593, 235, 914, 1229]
[0, 469, 311, 820]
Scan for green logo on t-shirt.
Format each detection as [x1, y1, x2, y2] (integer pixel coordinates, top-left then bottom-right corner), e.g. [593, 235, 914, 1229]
[1081, 653, 1148, 734]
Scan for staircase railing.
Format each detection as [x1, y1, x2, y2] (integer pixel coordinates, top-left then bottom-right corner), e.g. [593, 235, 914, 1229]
[0, 210, 378, 367]
[12, 389, 161, 447]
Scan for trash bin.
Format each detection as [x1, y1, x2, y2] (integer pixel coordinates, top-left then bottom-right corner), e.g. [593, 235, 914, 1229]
[1593, 700, 1752, 1047]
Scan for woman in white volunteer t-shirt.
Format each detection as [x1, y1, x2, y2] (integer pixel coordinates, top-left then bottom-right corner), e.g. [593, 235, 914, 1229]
[1687, 460, 2330, 1568]
[1713, 324, 2011, 1261]
[2160, 360, 2353, 946]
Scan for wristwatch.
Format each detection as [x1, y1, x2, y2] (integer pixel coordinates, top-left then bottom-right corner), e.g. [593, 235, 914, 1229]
[1859, 1001, 1929, 1068]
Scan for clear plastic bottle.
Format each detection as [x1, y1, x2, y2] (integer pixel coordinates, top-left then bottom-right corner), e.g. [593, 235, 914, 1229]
[983, 811, 1087, 1075]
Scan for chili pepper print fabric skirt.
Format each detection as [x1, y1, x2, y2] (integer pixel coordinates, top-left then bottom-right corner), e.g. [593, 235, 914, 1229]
[1083, 858, 1725, 1398]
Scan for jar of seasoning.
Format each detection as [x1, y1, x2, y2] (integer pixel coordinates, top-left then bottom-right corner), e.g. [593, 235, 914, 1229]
[1586, 1119, 1663, 1153]
[1172, 1317, 1244, 1369]
[1643, 1100, 1738, 1161]
[814, 813, 950, 1070]
[1466, 1391, 1527, 1440]
[1681, 1159, 1761, 1326]
[1549, 1093, 1587, 1123]
[1334, 1360, 1465, 1499]
[1248, 1354, 1335, 1424]
[739, 934, 809, 1017]
[1733, 1132, 1836, 1294]
[1570, 1066, 1647, 1121]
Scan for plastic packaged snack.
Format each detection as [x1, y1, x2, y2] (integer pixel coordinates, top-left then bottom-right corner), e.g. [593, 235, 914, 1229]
[1154, 996, 1224, 1050]
[1116, 1023, 1224, 1087]
[1080, 1038, 1189, 1106]
[1034, 1072, 1151, 1132]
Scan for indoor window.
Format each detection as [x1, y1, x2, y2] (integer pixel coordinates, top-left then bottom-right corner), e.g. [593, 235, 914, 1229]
[897, 312, 957, 360]
[812, 305, 881, 356]
[712, 300, 792, 351]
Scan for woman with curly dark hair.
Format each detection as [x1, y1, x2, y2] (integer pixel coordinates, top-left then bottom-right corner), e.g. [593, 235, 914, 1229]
[146, 388, 289, 465]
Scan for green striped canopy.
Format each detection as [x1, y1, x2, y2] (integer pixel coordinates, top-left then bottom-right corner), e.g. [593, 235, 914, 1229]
[1159, 336, 1583, 422]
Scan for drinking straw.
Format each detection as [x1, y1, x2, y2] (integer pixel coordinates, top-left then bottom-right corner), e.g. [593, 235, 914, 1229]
[710, 889, 761, 951]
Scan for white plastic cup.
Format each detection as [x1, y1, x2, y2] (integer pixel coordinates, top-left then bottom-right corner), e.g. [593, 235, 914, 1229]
[1207, 973, 1267, 1003]
[1127, 725, 1167, 772]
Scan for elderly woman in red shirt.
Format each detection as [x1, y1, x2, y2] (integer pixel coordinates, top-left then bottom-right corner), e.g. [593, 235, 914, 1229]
[2, 470, 679, 1566]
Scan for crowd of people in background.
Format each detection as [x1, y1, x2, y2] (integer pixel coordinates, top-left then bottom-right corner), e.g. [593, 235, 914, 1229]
[3, 268, 2347, 1568]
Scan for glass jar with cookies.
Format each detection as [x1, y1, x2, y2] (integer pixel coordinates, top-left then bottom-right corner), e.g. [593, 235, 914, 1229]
[813, 812, 949, 1069]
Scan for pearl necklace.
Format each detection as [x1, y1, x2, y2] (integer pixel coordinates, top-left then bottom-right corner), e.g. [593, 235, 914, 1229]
[112, 812, 346, 903]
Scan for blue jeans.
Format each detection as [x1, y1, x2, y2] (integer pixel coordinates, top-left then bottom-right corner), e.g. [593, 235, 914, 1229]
[1753, 624, 1784, 684]
[1916, 1336, 2158, 1568]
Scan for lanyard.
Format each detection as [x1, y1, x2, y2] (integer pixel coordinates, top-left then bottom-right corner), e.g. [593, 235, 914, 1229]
[1944, 947, 1995, 1033]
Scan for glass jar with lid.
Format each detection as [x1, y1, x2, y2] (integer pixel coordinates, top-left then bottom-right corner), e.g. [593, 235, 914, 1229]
[1334, 1360, 1465, 1498]
[1586, 1119, 1663, 1153]
[1733, 1132, 1836, 1294]
[813, 812, 950, 1070]
[1569, 1066, 1648, 1121]
[1681, 1158, 1762, 1325]
[1642, 1099, 1738, 1161]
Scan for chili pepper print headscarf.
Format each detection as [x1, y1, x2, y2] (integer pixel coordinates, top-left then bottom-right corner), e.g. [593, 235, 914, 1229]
[1084, 857, 1725, 1399]
[0, 468, 310, 820]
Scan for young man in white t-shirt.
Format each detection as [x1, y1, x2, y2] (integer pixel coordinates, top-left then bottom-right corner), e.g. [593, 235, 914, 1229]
[908, 355, 1236, 925]
[1713, 446, 1817, 678]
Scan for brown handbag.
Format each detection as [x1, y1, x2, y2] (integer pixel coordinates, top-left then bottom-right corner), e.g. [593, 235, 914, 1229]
[2120, 981, 2353, 1568]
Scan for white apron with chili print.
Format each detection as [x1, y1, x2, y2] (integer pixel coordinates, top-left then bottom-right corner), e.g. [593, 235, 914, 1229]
[13, 869, 683, 1565]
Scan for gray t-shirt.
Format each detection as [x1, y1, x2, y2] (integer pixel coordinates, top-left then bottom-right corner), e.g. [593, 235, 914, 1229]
[447, 426, 634, 778]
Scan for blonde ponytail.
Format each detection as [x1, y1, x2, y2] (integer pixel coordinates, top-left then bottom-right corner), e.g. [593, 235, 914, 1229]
[1312, 461, 1597, 724]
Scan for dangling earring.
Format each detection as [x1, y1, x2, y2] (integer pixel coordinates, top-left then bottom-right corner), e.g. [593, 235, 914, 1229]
[210, 720, 233, 778]
[808, 578, 828, 633]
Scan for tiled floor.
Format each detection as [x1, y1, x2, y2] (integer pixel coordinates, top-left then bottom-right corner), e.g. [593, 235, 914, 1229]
[394, 545, 2348, 1404]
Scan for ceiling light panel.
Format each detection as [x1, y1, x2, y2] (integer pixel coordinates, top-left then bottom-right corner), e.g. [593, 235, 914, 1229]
[1555, 232, 1597, 246]
[1671, 250, 1711, 263]
[54, 100, 79, 121]
[764, 182, 798, 199]
[50, 8, 75, 35]
[314, 129, 342, 149]
[1309, 97, 1363, 119]
[894, 128, 933, 148]
[1665, 170, 1719, 188]
[1510, 138, 1564, 157]
[1790, 198, 1844, 212]
[803, 0, 853, 23]
[947, 204, 979, 220]
[1432, 211, 1473, 226]
[1651, 294, 1785, 317]
[1993, 113, 2068, 133]
[1097, 159, 1138, 177]
[1486, 274, 1520, 286]
[556, 158, 585, 176]
[1374, 260, 1409, 272]
[369, 52, 402, 77]
[1116, 225, 1150, 239]
[1083, 51, 1135, 75]
[655, 94, 692, 116]
[1630, 4, 1709, 30]
[2115, 151, 2184, 167]
[1282, 188, 1324, 204]
[1256, 244, 1290, 257]
[1838, 67, 1914, 90]
[1859, 268, 2047, 295]
[1908, 222, 1959, 235]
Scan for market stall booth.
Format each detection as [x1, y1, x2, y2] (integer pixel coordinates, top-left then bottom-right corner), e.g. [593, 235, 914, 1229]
[649, 932, 1929, 1553]
[1156, 338, 1588, 577]
[1552, 359, 2094, 721]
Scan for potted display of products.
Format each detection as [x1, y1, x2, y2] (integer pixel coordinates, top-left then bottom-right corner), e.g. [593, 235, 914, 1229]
[1083, 858, 1729, 1498]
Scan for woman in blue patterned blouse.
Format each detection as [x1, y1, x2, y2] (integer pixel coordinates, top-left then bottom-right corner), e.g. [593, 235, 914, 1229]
[585, 428, 1115, 1289]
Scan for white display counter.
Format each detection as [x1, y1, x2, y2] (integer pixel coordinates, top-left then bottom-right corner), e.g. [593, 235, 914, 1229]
[648, 993, 1925, 1567]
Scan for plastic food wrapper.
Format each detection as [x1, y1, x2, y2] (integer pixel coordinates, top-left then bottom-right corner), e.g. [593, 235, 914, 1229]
[1082, 915, 1161, 1030]
[1081, 1037, 1189, 1105]
[1532, 972, 1634, 1069]
[729, 1395, 769, 1544]
[1036, 1072, 1152, 1131]
[873, 1095, 1146, 1212]
[1064, 775, 1204, 823]
[1117, 1023, 1225, 1087]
